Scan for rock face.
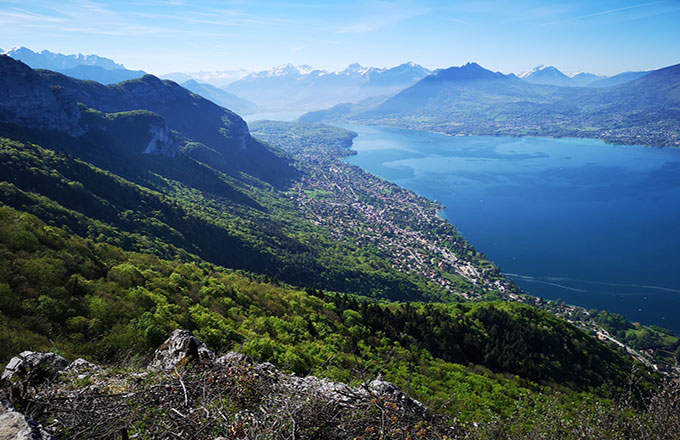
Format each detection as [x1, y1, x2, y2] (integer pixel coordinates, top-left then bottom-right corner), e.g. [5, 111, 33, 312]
[39, 71, 253, 154]
[1, 352, 70, 385]
[143, 123, 178, 157]
[0, 55, 82, 135]
[0, 401, 52, 440]
[148, 329, 216, 370]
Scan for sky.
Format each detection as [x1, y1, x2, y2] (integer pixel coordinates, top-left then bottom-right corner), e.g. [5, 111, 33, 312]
[1, 0, 679, 76]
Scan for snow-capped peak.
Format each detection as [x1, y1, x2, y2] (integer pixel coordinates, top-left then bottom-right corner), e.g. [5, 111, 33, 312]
[249, 64, 324, 78]
[341, 63, 371, 75]
[519, 65, 547, 78]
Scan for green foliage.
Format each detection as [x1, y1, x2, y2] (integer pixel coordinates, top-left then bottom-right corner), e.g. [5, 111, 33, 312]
[0, 205, 649, 421]
[592, 310, 680, 361]
[0, 135, 455, 302]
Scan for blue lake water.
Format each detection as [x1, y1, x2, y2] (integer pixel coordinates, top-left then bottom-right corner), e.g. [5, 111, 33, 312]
[342, 125, 680, 334]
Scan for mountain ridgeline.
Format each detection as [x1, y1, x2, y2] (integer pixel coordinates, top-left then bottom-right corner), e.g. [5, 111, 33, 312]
[0, 55, 294, 186]
[180, 79, 258, 115]
[225, 62, 431, 111]
[4, 47, 146, 84]
[301, 61, 680, 147]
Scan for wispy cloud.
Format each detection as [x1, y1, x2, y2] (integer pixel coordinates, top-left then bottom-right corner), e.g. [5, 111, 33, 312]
[0, 1, 263, 37]
[0, 8, 66, 25]
[540, 1, 667, 26]
[336, 6, 429, 33]
[291, 43, 308, 53]
[446, 17, 468, 25]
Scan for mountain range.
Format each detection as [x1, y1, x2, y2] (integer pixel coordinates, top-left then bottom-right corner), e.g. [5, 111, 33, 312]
[519, 64, 647, 87]
[4, 47, 125, 70]
[301, 61, 680, 147]
[4, 47, 146, 85]
[225, 62, 431, 111]
[160, 69, 252, 87]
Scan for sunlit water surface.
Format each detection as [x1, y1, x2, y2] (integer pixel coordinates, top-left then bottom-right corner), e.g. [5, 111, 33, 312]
[342, 124, 680, 334]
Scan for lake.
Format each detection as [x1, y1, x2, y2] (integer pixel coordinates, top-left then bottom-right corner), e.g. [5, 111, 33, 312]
[342, 124, 680, 334]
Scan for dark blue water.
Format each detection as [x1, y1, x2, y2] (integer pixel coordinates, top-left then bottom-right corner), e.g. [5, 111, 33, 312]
[342, 125, 680, 334]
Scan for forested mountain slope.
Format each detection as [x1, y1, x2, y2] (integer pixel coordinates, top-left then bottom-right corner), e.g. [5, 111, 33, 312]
[0, 57, 510, 304]
[0, 205, 648, 418]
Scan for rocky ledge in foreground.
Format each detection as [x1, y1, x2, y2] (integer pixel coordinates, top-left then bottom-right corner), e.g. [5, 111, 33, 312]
[0, 329, 461, 440]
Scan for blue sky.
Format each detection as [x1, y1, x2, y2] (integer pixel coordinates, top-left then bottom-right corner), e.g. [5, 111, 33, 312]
[1, 0, 679, 75]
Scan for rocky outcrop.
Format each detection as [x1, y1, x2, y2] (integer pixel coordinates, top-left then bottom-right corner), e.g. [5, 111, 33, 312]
[0, 56, 177, 159]
[0, 401, 52, 440]
[144, 329, 425, 411]
[65, 358, 101, 373]
[0, 331, 448, 439]
[143, 122, 178, 157]
[215, 351, 249, 366]
[147, 329, 216, 370]
[369, 375, 424, 412]
[1, 352, 70, 386]
[0, 55, 82, 135]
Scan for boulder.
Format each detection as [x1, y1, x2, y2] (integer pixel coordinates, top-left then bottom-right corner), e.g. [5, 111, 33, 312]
[215, 351, 249, 367]
[369, 377, 424, 412]
[286, 375, 367, 405]
[64, 358, 101, 380]
[147, 329, 215, 371]
[1, 352, 69, 385]
[0, 401, 52, 440]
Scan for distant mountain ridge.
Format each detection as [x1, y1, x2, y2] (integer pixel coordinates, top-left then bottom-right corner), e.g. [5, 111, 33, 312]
[4, 47, 125, 70]
[587, 70, 650, 88]
[520, 65, 575, 86]
[301, 61, 680, 147]
[428, 62, 510, 82]
[571, 72, 605, 86]
[161, 69, 252, 87]
[180, 79, 258, 115]
[225, 62, 431, 111]
[4, 47, 146, 85]
[518, 65, 639, 88]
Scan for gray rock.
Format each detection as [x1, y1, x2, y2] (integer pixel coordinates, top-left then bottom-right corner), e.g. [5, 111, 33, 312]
[1, 352, 69, 385]
[143, 123, 179, 157]
[215, 351, 249, 366]
[0, 55, 83, 135]
[254, 362, 280, 379]
[369, 378, 424, 411]
[148, 330, 215, 371]
[0, 401, 52, 439]
[286, 375, 367, 405]
[65, 358, 101, 373]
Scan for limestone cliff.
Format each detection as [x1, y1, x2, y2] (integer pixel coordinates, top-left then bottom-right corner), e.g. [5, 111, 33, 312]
[0, 55, 81, 135]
